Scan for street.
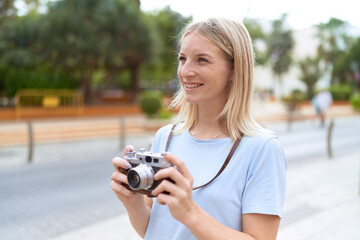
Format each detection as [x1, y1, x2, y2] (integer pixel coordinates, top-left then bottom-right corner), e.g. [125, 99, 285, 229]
[0, 116, 359, 240]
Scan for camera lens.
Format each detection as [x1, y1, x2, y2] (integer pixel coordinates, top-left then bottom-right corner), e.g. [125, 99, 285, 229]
[127, 171, 140, 189]
[127, 164, 154, 190]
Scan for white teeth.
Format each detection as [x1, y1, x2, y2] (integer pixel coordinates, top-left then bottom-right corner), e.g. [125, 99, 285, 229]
[185, 83, 202, 89]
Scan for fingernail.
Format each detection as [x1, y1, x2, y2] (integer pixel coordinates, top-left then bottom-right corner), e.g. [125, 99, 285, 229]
[128, 146, 134, 150]
[125, 162, 132, 169]
[161, 152, 168, 156]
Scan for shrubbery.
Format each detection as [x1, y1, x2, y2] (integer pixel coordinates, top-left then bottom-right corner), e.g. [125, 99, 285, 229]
[138, 91, 163, 118]
[328, 84, 353, 100]
[350, 93, 360, 111]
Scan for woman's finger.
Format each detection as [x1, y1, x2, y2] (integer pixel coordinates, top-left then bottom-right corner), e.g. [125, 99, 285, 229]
[156, 192, 173, 205]
[112, 156, 132, 172]
[111, 171, 129, 184]
[110, 180, 136, 198]
[154, 167, 192, 191]
[161, 153, 193, 180]
[123, 145, 135, 156]
[151, 178, 181, 197]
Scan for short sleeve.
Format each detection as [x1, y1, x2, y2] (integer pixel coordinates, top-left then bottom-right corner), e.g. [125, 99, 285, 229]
[242, 137, 287, 218]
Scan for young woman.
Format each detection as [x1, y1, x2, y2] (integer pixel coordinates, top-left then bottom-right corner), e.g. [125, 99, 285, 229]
[111, 18, 287, 240]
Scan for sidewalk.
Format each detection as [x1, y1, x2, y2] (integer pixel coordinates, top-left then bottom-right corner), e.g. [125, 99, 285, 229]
[49, 151, 360, 240]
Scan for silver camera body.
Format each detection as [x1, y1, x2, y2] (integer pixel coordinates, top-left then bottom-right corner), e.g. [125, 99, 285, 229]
[124, 148, 172, 197]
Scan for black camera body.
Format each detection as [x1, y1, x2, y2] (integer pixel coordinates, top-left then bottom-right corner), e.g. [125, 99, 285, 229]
[124, 148, 172, 197]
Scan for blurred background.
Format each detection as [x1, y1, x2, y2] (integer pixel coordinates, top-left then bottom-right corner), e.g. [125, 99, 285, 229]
[0, 0, 359, 240]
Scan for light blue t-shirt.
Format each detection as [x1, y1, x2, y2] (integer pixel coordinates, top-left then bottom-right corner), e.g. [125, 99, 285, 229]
[144, 124, 287, 240]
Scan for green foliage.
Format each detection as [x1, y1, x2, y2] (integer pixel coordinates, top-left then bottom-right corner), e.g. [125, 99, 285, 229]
[328, 84, 353, 100]
[350, 93, 360, 111]
[333, 37, 360, 88]
[298, 57, 322, 99]
[0, 65, 75, 97]
[314, 18, 355, 85]
[141, 7, 192, 84]
[243, 18, 267, 65]
[281, 89, 306, 111]
[138, 91, 162, 118]
[0, 13, 76, 97]
[266, 14, 294, 77]
[0, 1, 191, 103]
[158, 107, 173, 120]
[315, 18, 349, 69]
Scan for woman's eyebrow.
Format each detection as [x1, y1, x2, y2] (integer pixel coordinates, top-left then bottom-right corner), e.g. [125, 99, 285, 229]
[178, 52, 214, 59]
[197, 53, 214, 59]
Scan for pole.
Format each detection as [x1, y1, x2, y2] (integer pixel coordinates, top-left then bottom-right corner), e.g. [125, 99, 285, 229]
[119, 118, 125, 151]
[327, 119, 334, 159]
[27, 121, 33, 163]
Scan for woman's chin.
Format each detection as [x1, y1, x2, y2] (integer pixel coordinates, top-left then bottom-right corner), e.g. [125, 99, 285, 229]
[185, 96, 199, 104]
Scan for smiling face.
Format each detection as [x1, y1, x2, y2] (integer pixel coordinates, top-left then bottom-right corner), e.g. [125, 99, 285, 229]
[177, 32, 233, 106]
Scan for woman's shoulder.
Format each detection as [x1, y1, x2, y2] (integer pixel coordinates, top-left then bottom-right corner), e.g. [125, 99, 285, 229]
[154, 122, 184, 138]
[243, 133, 278, 144]
[242, 133, 283, 153]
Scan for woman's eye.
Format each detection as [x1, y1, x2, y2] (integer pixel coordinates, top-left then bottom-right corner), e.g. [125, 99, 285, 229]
[198, 57, 208, 62]
[179, 56, 186, 61]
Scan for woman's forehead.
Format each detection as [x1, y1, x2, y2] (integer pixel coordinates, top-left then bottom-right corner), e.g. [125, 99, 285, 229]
[180, 32, 220, 53]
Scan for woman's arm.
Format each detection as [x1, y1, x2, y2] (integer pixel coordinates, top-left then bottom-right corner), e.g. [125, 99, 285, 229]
[111, 146, 154, 238]
[184, 207, 280, 240]
[152, 153, 281, 240]
[123, 196, 152, 238]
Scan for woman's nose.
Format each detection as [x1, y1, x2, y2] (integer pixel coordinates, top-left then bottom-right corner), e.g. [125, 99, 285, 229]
[179, 61, 196, 78]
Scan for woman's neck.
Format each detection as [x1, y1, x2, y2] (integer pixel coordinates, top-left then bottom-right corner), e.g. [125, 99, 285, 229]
[190, 103, 228, 139]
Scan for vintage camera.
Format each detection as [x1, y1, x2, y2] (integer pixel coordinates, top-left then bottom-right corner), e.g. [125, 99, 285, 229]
[124, 148, 172, 197]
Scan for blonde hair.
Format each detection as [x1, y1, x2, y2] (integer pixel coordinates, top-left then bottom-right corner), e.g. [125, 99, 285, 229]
[170, 18, 271, 139]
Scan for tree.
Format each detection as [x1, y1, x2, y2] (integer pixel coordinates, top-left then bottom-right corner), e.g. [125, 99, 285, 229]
[243, 18, 267, 65]
[0, 0, 17, 18]
[266, 14, 294, 96]
[43, 0, 152, 103]
[141, 7, 191, 90]
[315, 18, 351, 83]
[0, 13, 75, 98]
[298, 57, 322, 99]
[333, 37, 360, 91]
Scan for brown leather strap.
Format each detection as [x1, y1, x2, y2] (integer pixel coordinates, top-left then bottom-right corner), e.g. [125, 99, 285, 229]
[165, 124, 242, 191]
[193, 137, 241, 190]
[165, 124, 177, 152]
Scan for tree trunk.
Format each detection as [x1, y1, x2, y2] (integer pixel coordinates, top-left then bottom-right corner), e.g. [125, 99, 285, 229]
[129, 64, 139, 103]
[81, 68, 93, 104]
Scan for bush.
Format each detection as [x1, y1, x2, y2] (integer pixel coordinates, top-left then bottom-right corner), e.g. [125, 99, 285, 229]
[350, 93, 360, 111]
[158, 107, 173, 120]
[281, 89, 306, 111]
[328, 84, 353, 101]
[138, 91, 162, 118]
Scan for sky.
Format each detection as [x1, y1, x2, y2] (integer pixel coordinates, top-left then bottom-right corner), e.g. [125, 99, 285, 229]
[141, 0, 360, 30]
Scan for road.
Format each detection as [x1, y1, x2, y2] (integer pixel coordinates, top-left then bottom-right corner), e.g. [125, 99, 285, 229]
[0, 116, 359, 240]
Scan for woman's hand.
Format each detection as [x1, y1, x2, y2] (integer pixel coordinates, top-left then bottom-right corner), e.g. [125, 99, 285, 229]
[151, 153, 199, 224]
[110, 145, 144, 209]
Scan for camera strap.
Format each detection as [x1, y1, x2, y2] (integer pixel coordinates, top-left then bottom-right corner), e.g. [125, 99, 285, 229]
[165, 124, 242, 191]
